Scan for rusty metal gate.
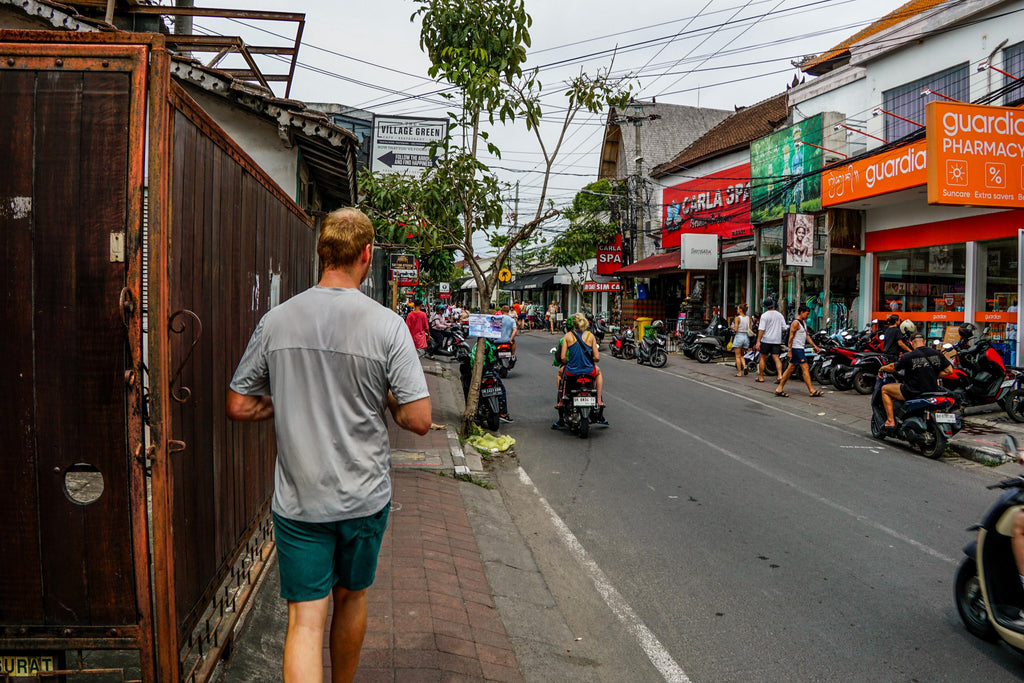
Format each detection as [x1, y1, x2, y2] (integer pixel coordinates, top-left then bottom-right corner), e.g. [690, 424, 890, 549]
[1, 32, 316, 681]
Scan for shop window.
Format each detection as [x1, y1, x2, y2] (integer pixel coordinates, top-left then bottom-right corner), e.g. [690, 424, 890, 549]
[1004, 41, 1024, 106]
[760, 225, 783, 258]
[980, 238, 1018, 361]
[877, 244, 966, 330]
[882, 63, 969, 141]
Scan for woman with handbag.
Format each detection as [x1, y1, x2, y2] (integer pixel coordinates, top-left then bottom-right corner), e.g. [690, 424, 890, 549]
[731, 302, 752, 377]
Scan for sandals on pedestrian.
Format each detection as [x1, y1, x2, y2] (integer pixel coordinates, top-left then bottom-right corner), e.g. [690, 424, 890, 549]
[734, 373, 743, 377]
[755, 378, 765, 383]
[775, 391, 789, 397]
[809, 390, 824, 397]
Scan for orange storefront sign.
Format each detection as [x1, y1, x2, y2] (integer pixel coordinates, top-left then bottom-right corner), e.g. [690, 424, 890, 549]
[926, 101, 1024, 208]
[822, 141, 927, 207]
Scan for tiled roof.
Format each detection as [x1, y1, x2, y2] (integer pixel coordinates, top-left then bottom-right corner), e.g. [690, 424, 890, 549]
[799, 0, 948, 76]
[599, 101, 731, 180]
[650, 94, 788, 178]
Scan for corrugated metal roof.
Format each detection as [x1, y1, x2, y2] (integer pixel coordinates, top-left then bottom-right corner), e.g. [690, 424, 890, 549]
[799, 0, 948, 76]
[650, 94, 788, 178]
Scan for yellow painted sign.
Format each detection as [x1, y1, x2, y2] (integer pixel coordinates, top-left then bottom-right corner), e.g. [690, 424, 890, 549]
[498, 268, 512, 282]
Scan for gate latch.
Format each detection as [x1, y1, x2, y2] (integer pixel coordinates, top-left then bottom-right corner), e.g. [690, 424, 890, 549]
[110, 231, 125, 263]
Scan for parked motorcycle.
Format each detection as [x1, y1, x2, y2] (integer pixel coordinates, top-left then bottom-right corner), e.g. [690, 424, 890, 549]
[846, 350, 887, 395]
[941, 324, 1024, 422]
[590, 315, 608, 350]
[554, 371, 607, 439]
[955, 435, 1024, 649]
[636, 328, 669, 368]
[459, 340, 506, 432]
[495, 341, 516, 378]
[743, 345, 788, 377]
[426, 326, 466, 359]
[694, 324, 733, 364]
[611, 327, 636, 360]
[869, 371, 961, 458]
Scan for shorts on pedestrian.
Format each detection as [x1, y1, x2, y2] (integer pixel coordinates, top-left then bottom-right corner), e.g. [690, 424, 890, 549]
[732, 332, 750, 349]
[761, 342, 782, 356]
[790, 347, 808, 365]
[273, 505, 390, 602]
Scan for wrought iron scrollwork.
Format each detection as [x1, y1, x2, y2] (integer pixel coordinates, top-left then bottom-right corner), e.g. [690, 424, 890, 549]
[169, 309, 202, 404]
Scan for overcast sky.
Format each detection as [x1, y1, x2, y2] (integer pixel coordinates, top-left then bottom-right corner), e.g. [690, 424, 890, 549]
[193, 0, 908, 240]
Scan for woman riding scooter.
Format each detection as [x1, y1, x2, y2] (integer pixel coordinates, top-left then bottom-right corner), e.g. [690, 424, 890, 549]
[554, 313, 606, 426]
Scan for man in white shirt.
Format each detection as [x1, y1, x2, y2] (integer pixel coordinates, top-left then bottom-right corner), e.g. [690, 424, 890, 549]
[755, 297, 787, 383]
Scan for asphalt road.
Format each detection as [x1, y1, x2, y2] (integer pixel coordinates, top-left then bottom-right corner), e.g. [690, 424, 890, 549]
[494, 330, 1024, 682]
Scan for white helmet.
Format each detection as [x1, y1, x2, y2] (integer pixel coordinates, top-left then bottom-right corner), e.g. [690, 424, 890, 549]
[899, 319, 917, 335]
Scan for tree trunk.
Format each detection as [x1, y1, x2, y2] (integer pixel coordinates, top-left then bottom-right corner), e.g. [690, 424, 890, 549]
[460, 336, 488, 437]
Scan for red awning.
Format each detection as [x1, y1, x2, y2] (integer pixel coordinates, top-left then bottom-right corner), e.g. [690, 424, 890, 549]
[614, 250, 682, 277]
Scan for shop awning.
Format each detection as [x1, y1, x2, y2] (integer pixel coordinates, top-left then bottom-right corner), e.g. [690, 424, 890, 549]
[503, 270, 556, 290]
[722, 238, 755, 260]
[614, 250, 682, 277]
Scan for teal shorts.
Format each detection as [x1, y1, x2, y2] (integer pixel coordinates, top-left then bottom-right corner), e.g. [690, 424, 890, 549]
[273, 504, 390, 602]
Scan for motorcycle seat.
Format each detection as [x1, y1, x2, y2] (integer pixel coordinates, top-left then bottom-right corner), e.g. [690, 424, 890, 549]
[995, 504, 1024, 536]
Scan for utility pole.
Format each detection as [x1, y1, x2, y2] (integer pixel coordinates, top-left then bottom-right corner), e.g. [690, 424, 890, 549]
[613, 101, 660, 265]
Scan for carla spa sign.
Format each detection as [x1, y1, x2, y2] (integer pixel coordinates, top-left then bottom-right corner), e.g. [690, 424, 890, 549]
[662, 164, 752, 247]
[926, 101, 1024, 208]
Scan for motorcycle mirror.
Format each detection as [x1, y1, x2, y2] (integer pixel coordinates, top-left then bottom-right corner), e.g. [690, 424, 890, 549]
[1002, 434, 1020, 460]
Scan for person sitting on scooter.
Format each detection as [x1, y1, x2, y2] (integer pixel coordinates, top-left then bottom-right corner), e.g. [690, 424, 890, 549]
[498, 304, 518, 354]
[879, 332, 953, 428]
[461, 337, 513, 423]
[429, 303, 452, 349]
[882, 313, 912, 362]
[556, 312, 604, 409]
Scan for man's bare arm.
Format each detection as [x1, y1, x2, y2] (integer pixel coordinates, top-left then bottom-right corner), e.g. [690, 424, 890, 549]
[388, 393, 432, 435]
[226, 389, 274, 422]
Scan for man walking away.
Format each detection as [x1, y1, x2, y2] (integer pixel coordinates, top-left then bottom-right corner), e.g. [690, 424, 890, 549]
[755, 298, 786, 383]
[405, 299, 429, 356]
[227, 208, 432, 683]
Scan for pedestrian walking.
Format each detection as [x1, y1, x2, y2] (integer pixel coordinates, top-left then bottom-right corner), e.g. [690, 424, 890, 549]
[547, 301, 559, 334]
[731, 302, 752, 376]
[754, 297, 786, 382]
[226, 207, 432, 683]
[774, 305, 824, 397]
[405, 299, 429, 356]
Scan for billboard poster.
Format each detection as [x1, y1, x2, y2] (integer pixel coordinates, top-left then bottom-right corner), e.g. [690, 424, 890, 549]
[467, 313, 503, 339]
[596, 234, 623, 275]
[662, 164, 752, 247]
[679, 233, 719, 271]
[750, 115, 824, 222]
[371, 115, 448, 176]
[784, 213, 814, 267]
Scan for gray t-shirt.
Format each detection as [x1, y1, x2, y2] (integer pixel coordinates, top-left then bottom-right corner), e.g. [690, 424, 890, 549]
[230, 286, 429, 523]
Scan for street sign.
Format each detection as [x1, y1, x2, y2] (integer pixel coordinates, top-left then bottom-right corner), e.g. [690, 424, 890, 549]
[439, 282, 450, 293]
[389, 253, 418, 282]
[371, 115, 448, 176]
[498, 268, 512, 282]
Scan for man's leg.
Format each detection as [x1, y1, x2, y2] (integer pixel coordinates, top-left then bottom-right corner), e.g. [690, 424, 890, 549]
[555, 366, 565, 407]
[328, 587, 369, 683]
[799, 362, 815, 394]
[758, 352, 766, 380]
[881, 384, 904, 426]
[772, 353, 785, 378]
[595, 368, 604, 406]
[776, 359, 795, 393]
[284, 597, 330, 682]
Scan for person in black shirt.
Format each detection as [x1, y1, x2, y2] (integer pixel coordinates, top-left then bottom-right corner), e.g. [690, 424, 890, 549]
[879, 332, 952, 427]
[882, 313, 911, 361]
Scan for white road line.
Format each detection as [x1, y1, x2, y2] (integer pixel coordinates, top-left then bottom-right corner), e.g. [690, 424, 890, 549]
[516, 467, 691, 683]
[609, 397, 957, 565]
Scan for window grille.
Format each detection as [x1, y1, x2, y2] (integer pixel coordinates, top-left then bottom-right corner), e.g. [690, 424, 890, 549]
[882, 63, 969, 141]
[1003, 41, 1024, 105]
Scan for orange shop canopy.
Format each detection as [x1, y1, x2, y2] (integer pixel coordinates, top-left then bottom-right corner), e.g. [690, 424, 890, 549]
[614, 250, 683, 277]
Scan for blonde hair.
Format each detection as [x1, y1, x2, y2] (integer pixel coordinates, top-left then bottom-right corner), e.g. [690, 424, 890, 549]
[318, 208, 374, 270]
[571, 312, 589, 331]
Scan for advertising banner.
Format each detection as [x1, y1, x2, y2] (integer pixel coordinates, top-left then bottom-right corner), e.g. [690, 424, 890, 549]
[783, 213, 815, 267]
[679, 233, 719, 271]
[662, 164, 752, 247]
[926, 101, 1024, 208]
[371, 115, 448, 176]
[596, 234, 623, 275]
[467, 313, 503, 339]
[389, 253, 418, 285]
[822, 141, 927, 207]
[749, 115, 824, 222]
[582, 281, 622, 292]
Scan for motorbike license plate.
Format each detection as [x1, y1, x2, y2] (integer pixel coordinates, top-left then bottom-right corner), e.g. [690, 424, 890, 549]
[934, 412, 958, 424]
[480, 386, 502, 397]
[498, 351, 512, 358]
[1002, 379, 1016, 389]
[574, 396, 597, 407]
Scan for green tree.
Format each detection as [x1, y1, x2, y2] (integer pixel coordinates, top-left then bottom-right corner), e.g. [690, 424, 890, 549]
[360, 0, 631, 436]
[547, 179, 625, 307]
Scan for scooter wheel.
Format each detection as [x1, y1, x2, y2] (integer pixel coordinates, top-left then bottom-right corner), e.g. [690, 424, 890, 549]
[695, 347, 712, 364]
[1003, 390, 1024, 423]
[955, 558, 997, 641]
[498, 366, 509, 378]
[919, 422, 947, 459]
[853, 370, 875, 395]
[651, 349, 668, 368]
[577, 418, 590, 439]
[870, 414, 886, 440]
